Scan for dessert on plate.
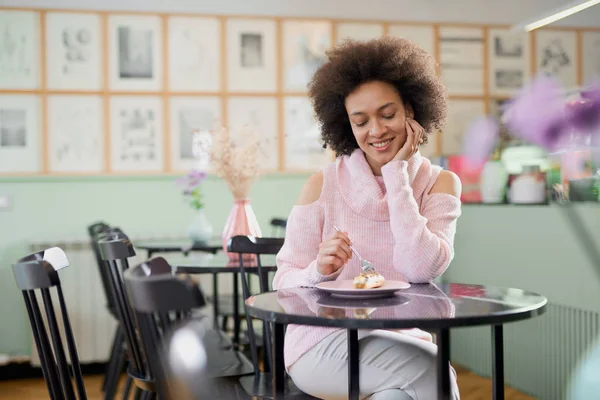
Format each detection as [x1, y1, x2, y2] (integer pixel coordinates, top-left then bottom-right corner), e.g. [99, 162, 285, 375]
[353, 308, 376, 319]
[352, 271, 385, 289]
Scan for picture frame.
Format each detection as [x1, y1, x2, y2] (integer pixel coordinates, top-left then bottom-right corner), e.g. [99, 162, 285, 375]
[0, 94, 42, 173]
[47, 95, 104, 173]
[108, 15, 163, 92]
[109, 95, 164, 172]
[581, 31, 600, 84]
[0, 10, 40, 90]
[282, 20, 332, 92]
[283, 96, 330, 170]
[226, 18, 277, 93]
[168, 16, 221, 92]
[387, 24, 436, 59]
[439, 26, 485, 96]
[442, 99, 486, 155]
[169, 95, 221, 172]
[487, 28, 531, 96]
[335, 22, 384, 43]
[227, 96, 279, 171]
[535, 29, 578, 89]
[45, 12, 102, 91]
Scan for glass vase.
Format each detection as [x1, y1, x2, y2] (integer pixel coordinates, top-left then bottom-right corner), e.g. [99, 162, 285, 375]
[221, 198, 262, 265]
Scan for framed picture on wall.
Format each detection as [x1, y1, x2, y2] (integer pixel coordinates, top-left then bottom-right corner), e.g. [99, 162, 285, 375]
[335, 22, 383, 43]
[387, 24, 435, 59]
[47, 95, 104, 173]
[45, 12, 102, 91]
[227, 96, 279, 171]
[108, 15, 163, 91]
[535, 29, 578, 89]
[488, 28, 531, 96]
[442, 99, 486, 155]
[283, 96, 330, 170]
[439, 26, 485, 96]
[109, 96, 164, 172]
[0, 10, 40, 90]
[226, 18, 277, 93]
[168, 16, 220, 92]
[581, 31, 600, 84]
[0, 95, 41, 173]
[169, 96, 221, 172]
[282, 20, 332, 92]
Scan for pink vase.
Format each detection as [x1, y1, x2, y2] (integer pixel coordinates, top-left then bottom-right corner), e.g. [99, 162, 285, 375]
[222, 199, 262, 265]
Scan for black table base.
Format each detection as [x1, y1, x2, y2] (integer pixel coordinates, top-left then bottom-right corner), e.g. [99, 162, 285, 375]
[492, 325, 504, 400]
[437, 328, 451, 400]
[273, 323, 286, 398]
[348, 329, 360, 400]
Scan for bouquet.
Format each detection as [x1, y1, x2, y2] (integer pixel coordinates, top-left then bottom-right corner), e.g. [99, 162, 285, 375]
[176, 169, 207, 211]
[203, 125, 261, 200]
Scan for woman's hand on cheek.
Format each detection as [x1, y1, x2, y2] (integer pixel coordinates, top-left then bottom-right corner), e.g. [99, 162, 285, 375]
[392, 117, 424, 162]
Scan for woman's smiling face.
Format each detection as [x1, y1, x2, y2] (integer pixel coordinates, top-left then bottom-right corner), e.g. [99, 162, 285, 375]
[344, 80, 413, 174]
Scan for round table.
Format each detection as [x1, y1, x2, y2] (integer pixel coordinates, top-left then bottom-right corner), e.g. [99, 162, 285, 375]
[244, 283, 547, 400]
[176, 264, 278, 342]
[135, 240, 223, 258]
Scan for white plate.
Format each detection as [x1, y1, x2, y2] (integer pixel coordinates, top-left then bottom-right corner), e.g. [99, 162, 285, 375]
[315, 280, 411, 299]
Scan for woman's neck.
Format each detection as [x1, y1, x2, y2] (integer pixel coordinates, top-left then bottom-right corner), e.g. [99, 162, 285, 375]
[364, 155, 384, 176]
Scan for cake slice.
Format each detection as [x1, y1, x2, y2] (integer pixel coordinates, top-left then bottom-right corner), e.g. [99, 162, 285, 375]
[352, 271, 385, 289]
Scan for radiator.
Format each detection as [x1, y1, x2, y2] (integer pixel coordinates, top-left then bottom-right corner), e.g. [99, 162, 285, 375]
[27, 237, 161, 365]
[451, 302, 600, 400]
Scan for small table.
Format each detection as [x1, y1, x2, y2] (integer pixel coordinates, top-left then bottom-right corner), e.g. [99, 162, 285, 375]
[244, 283, 547, 400]
[135, 240, 223, 258]
[176, 262, 278, 342]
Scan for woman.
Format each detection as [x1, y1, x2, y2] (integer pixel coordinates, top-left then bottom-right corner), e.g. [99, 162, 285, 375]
[273, 36, 462, 400]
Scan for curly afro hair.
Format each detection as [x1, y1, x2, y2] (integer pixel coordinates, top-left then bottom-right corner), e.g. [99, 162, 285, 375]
[308, 36, 448, 156]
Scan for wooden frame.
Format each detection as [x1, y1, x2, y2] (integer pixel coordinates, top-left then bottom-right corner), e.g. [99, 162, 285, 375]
[1, 6, 599, 177]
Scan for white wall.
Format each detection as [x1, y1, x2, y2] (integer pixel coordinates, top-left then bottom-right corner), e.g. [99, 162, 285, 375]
[2, 0, 600, 27]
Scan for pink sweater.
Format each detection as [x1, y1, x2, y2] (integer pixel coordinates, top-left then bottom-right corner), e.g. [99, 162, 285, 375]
[272, 149, 462, 370]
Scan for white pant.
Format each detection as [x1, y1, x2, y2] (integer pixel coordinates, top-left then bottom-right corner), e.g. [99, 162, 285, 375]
[288, 329, 460, 400]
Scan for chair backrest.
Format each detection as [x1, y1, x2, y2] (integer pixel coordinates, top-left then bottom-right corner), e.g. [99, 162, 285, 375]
[96, 232, 151, 384]
[227, 235, 283, 295]
[87, 223, 121, 316]
[270, 218, 287, 237]
[124, 257, 207, 397]
[227, 235, 284, 374]
[12, 248, 87, 400]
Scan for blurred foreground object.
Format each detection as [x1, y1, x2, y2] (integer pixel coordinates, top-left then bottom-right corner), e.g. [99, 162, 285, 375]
[161, 319, 243, 400]
[568, 338, 600, 399]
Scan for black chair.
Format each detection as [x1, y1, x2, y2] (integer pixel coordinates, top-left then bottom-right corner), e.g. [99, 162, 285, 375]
[87, 222, 129, 399]
[12, 247, 87, 400]
[269, 218, 287, 237]
[122, 257, 208, 398]
[97, 232, 155, 398]
[228, 235, 313, 399]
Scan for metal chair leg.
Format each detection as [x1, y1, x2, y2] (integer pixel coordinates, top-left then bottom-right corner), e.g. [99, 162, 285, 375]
[121, 375, 133, 400]
[103, 326, 125, 396]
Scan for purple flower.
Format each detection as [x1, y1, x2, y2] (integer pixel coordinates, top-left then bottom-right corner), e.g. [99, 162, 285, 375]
[504, 74, 569, 151]
[175, 169, 208, 192]
[565, 97, 600, 133]
[462, 116, 500, 165]
[188, 169, 207, 181]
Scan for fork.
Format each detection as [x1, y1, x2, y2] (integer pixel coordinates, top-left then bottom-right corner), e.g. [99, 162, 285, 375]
[333, 225, 378, 274]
